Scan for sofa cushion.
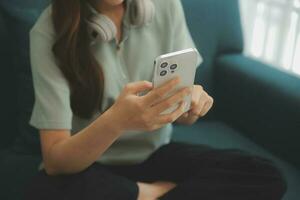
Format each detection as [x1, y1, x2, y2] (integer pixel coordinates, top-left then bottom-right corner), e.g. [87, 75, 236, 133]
[0, 149, 41, 200]
[182, 0, 243, 93]
[214, 54, 300, 167]
[0, 0, 49, 154]
[0, 9, 18, 149]
[172, 120, 300, 200]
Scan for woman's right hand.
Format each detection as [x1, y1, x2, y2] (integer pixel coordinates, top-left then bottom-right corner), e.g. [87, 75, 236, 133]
[109, 76, 192, 132]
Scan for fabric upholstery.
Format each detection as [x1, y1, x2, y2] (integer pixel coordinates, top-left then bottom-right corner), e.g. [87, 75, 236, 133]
[181, 0, 243, 93]
[0, 149, 41, 200]
[0, 0, 49, 154]
[0, 9, 18, 149]
[214, 54, 300, 167]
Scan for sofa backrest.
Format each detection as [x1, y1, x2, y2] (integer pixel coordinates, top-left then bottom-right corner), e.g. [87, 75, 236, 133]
[0, 10, 18, 149]
[181, 0, 244, 93]
[0, 0, 243, 153]
[0, 0, 49, 153]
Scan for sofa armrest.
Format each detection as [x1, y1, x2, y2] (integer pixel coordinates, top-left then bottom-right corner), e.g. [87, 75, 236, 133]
[214, 54, 300, 167]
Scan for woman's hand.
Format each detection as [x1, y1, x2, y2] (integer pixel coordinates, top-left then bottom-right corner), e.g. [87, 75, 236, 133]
[109, 77, 192, 132]
[175, 85, 214, 125]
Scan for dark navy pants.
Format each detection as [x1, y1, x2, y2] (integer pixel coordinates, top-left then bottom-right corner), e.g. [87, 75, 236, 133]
[24, 142, 287, 200]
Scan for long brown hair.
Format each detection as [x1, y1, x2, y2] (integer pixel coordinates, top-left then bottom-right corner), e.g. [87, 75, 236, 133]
[52, 0, 104, 119]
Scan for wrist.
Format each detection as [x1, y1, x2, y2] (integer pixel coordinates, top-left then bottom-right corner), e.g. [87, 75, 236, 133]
[102, 107, 125, 134]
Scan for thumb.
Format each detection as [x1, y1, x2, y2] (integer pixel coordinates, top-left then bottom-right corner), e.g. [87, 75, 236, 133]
[125, 81, 153, 95]
[183, 112, 189, 118]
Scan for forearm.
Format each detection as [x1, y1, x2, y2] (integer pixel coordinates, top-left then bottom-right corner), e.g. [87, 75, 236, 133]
[46, 109, 122, 175]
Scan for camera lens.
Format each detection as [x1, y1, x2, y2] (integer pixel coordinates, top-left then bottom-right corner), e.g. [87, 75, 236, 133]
[170, 64, 178, 70]
[160, 70, 167, 76]
[160, 62, 168, 68]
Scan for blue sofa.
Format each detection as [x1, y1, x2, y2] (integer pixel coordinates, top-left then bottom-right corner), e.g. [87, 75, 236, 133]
[0, 0, 300, 199]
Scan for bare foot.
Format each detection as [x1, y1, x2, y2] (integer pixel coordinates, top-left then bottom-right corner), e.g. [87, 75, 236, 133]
[137, 181, 177, 200]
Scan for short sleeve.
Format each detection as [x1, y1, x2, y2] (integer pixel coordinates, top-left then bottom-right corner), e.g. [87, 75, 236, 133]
[169, 0, 203, 67]
[29, 25, 72, 130]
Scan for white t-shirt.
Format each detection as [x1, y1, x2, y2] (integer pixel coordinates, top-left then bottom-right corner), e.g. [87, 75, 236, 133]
[29, 0, 202, 167]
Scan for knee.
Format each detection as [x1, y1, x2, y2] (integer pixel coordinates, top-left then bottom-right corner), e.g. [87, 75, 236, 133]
[269, 166, 287, 198]
[249, 156, 287, 197]
[219, 151, 287, 197]
[264, 170, 287, 200]
[271, 177, 287, 200]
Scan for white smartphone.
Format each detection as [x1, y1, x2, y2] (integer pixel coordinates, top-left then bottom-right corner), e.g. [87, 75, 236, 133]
[152, 48, 201, 115]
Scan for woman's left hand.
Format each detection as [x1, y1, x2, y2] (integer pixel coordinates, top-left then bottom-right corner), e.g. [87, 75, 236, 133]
[175, 85, 214, 125]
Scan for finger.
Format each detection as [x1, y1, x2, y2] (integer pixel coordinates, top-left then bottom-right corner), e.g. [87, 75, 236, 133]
[157, 101, 186, 124]
[183, 113, 199, 124]
[191, 90, 209, 115]
[189, 98, 206, 116]
[182, 112, 189, 118]
[151, 87, 191, 114]
[190, 87, 201, 109]
[146, 123, 164, 132]
[199, 97, 214, 117]
[124, 81, 153, 95]
[143, 76, 180, 105]
[190, 85, 203, 108]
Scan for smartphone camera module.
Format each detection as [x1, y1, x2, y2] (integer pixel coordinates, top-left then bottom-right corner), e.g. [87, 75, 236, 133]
[169, 64, 178, 73]
[160, 70, 167, 76]
[160, 62, 168, 69]
[170, 64, 178, 70]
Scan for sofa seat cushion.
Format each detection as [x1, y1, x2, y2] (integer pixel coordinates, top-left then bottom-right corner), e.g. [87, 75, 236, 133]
[0, 149, 41, 200]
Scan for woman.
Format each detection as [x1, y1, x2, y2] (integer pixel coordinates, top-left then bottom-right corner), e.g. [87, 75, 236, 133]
[25, 0, 286, 199]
